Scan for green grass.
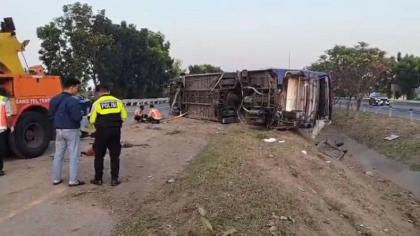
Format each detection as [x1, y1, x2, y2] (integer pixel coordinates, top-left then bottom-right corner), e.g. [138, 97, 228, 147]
[334, 112, 420, 170]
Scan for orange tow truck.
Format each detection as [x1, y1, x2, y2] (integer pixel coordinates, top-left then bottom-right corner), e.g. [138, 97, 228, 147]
[0, 17, 62, 158]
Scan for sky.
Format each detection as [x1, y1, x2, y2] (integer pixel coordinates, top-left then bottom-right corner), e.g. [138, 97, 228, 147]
[1, 0, 420, 71]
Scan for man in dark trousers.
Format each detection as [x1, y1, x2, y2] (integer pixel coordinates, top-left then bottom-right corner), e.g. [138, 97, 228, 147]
[89, 84, 127, 186]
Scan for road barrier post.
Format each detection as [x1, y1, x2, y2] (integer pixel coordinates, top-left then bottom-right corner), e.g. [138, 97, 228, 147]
[410, 109, 414, 122]
[388, 107, 392, 117]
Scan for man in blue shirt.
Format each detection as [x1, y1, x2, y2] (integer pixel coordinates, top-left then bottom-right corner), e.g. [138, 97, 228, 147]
[49, 79, 84, 187]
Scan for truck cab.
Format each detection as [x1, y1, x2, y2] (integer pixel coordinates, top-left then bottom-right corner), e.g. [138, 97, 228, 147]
[0, 17, 62, 158]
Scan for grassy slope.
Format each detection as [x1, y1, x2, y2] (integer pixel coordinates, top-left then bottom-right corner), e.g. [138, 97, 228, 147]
[116, 125, 314, 236]
[333, 112, 420, 170]
[115, 122, 420, 236]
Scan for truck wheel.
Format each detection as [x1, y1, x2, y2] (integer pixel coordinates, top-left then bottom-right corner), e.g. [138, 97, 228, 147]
[9, 111, 52, 159]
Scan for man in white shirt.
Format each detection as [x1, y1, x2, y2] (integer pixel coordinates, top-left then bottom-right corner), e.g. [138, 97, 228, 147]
[134, 105, 146, 123]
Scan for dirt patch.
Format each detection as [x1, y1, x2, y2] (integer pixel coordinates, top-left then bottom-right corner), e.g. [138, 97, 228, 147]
[118, 124, 420, 236]
[333, 112, 420, 170]
[0, 118, 221, 236]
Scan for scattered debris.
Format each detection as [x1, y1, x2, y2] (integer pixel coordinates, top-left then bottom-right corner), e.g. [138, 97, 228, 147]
[326, 161, 332, 164]
[166, 130, 182, 135]
[383, 228, 389, 233]
[297, 187, 305, 192]
[289, 166, 299, 178]
[271, 212, 280, 220]
[200, 216, 214, 232]
[268, 226, 278, 234]
[222, 228, 238, 236]
[146, 125, 162, 130]
[317, 139, 346, 160]
[81, 145, 95, 156]
[263, 138, 277, 143]
[384, 134, 400, 141]
[122, 142, 134, 148]
[277, 215, 296, 224]
[301, 150, 308, 155]
[164, 112, 188, 123]
[278, 140, 286, 144]
[198, 207, 207, 217]
[335, 141, 344, 147]
[71, 191, 96, 198]
[365, 171, 374, 177]
[280, 216, 288, 221]
[288, 216, 296, 223]
[267, 154, 275, 158]
[121, 142, 150, 148]
[405, 212, 416, 224]
[167, 178, 176, 184]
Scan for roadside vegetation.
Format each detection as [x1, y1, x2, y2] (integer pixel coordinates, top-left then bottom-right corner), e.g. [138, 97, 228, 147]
[334, 111, 420, 170]
[115, 123, 420, 236]
[116, 125, 307, 235]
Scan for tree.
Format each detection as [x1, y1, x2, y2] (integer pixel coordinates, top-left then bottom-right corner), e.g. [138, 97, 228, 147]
[170, 59, 187, 79]
[393, 55, 420, 99]
[37, 2, 111, 85]
[188, 64, 223, 74]
[311, 42, 393, 110]
[37, 2, 175, 98]
[93, 24, 174, 98]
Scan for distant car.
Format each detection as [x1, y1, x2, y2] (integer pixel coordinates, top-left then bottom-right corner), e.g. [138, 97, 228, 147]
[369, 93, 390, 106]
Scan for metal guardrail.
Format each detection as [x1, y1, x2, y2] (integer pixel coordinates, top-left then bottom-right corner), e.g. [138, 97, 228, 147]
[336, 97, 420, 107]
[335, 101, 420, 121]
[122, 98, 170, 113]
[122, 98, 169, 107]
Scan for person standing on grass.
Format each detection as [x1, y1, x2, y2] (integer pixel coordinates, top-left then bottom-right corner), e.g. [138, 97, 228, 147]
[89, 84, 127, 186]
[0, 88, 12, 176]
[49, 79, 85, 187]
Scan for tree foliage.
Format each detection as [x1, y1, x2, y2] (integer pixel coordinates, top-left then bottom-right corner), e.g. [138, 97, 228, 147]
[311, 42, 393, 110]
[393, 55, 420, 99]
[188, 64, 223, 74]
[37, 2, 175, 98]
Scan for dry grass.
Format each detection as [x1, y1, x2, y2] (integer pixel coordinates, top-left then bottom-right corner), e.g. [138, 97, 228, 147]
[333, 111, 420, 170]
[116, 125, 310, 236]
[115, 121, 420, 236]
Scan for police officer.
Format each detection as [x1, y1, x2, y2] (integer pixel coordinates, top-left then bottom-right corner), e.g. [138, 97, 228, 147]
[89, 84, 127, 186]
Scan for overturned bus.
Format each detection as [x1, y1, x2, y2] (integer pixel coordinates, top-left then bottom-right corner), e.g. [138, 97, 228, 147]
[170, 69, 332, 131]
